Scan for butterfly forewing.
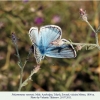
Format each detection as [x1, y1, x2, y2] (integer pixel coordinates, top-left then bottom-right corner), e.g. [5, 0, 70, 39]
[29, 27, 39, 44]
[39, 25, 62, 46]
[29, 27, 43, 63]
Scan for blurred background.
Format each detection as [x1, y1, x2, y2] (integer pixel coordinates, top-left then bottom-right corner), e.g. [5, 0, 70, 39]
[0, 0, 100, 91]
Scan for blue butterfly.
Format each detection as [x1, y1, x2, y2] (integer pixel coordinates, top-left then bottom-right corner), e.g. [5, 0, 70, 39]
[29, 25, 76, 64]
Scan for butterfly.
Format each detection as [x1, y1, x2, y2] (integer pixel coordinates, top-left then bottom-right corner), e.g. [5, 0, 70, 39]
[28, 25, 76, 64]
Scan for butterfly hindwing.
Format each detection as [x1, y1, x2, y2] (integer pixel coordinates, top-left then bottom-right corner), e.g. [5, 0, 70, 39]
[34, 45, 44, 64]
[45, 39, 76, 58]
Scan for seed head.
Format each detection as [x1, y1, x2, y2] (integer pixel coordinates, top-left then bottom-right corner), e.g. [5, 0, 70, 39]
[11, 33, 18, 45]
[79, 8, 87, 21]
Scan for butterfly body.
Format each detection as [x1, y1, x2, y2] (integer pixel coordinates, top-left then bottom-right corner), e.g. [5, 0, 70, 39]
[38, 45, 47, 55]
[29, 25, 76, 64]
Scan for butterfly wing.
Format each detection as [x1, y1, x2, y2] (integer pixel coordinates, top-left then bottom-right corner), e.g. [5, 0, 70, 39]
[28, 25, 76, 63]
[32, 25, 62, 63]
[39, 25, 62, 46]
[33, 45, 44, 64]
[45, 39, 76, 58]
[29, 27, 39, 45]
[29, 27, 44, 64]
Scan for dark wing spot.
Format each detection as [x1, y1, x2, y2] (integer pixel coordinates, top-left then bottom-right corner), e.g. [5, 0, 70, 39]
[50, 47, 63, 53]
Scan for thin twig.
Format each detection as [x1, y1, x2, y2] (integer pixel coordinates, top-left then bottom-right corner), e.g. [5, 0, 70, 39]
[20, 65, 40, 89]
[15, 45, 23, 68]
[11, 33, 24, 91]
[18, 60, 27, 91]
[79, 8, 100, 49]
[65, 42, 100, 50]
[86, 20, 99, 46]
[18, 47, 33, 91]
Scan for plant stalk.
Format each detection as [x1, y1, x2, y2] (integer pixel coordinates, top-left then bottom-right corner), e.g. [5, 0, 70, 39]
[86, 20, 99, 46]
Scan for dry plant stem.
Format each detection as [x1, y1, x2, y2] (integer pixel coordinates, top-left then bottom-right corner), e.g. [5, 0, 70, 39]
[66, 42, 100, 50]
[18, 48, 32, 91]
[14, 44, 24, 91]
[18, 60, 27, 91]
[15, 45, 22, 67]
[15, 45, 24, 91]
[20, 65, 40, 89]
[65, 19, 100, 50]
[12, 33, 24, 91]
[18, 68, 24, 91]
[86, 20, 99, 46]
[20, 70, 35, 88]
